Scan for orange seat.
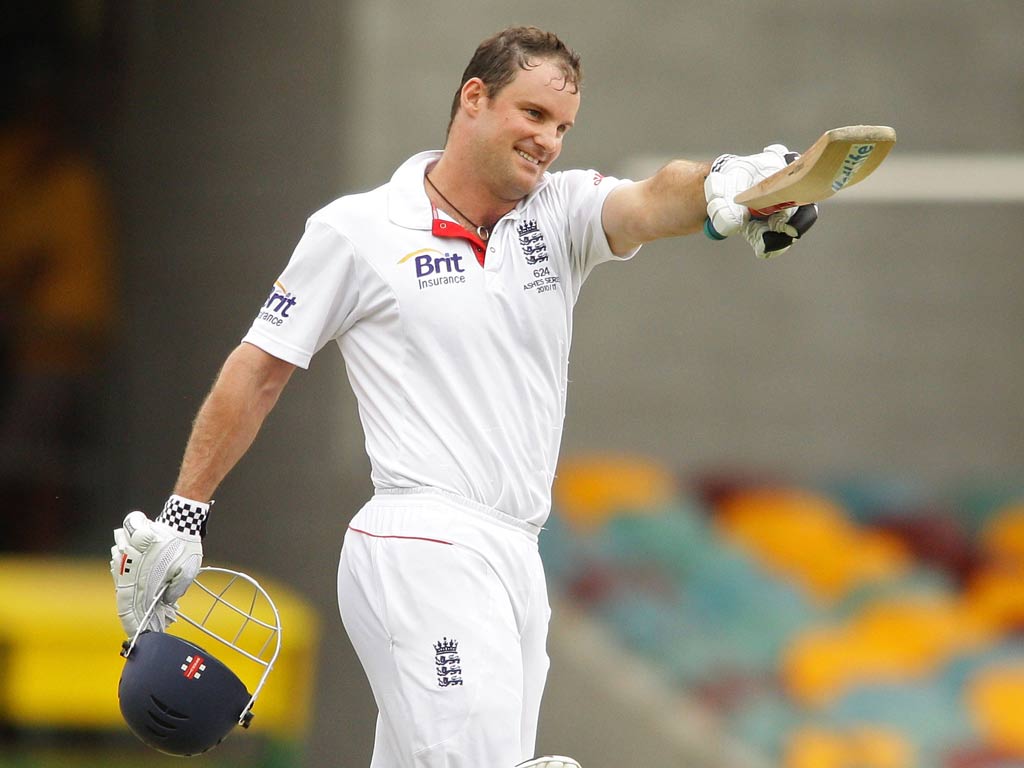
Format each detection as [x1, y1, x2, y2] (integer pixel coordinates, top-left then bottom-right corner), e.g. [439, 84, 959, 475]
[553, 454, 676, 530]
[967, 663, 1024, 757]
[979, 502, 1024, 565]
[782, 594, 989, 707]
[785, 725, 914, 768]
[963, 566, 1024, 637]
[717, 488, 910, 604]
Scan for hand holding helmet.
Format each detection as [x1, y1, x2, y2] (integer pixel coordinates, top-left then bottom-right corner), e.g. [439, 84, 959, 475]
[110, 496, 208, 636]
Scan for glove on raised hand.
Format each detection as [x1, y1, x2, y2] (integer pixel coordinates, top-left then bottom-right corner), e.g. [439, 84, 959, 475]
[705, 144, 818, 258]
[110, 495, 208, 636]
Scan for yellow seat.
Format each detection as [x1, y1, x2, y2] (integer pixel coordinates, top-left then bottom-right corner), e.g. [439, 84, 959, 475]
[717, 488, 910, 604]
[852, 597, 991, 677]
[782, 594, 989, 707]
[0, 556, 319, 737]
[967, 663, 1024, 757]
[781, 625, 855, 706]
[785, 725, 914, 768]
[553, 454, 676, 530]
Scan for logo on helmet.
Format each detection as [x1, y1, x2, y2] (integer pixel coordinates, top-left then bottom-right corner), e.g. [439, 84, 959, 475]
[182, 654, 207, 680]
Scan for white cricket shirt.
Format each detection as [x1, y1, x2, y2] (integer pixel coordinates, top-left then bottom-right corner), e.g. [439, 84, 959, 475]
[243, 151, 637, 526]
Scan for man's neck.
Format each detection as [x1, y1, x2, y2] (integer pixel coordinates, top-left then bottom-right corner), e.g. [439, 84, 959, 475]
[426, 153, 518, 230]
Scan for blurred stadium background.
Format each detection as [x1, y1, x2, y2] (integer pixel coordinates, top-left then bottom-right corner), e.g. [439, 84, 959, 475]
[2, 1, 1021, 766]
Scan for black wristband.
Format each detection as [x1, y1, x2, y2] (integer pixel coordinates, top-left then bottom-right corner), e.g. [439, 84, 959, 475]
[156, 495, 211, 538]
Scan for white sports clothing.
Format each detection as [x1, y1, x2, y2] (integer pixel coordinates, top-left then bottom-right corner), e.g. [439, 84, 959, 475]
[338, 489, 549, 768]
[242, 151, 637, 527]
[244, 151, 636, 767]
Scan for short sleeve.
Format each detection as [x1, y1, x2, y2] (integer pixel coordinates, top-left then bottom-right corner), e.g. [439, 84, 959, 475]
[242, 220, 361, 369]
[550, 169, 641, 284]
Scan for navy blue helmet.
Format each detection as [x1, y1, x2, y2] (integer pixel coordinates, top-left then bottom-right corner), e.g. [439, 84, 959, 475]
[116, 568, 281, 757]
[118, 631, 254, 755]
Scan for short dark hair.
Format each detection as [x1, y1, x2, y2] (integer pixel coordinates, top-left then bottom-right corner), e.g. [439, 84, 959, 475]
[447, 26, 582, 134]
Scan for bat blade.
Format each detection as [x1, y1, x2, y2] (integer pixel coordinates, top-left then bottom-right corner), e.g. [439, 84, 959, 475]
[735, 125, 897, 215]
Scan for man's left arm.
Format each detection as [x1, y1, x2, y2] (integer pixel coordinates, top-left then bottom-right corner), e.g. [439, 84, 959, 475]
[601, 148, 817, 258]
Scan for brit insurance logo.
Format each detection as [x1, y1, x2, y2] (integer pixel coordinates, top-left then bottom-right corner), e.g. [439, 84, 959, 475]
[517, 219, 548, 265]
[399, 248, 467, 291]
[258, 280, 298, 327]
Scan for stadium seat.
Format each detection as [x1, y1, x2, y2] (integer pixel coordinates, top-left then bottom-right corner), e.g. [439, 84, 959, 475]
[716, 488, 911, 605]
[966, 662, 1024, 757]
[782, 592, 989, 707]
[552, 454, 677, 530]
[784, 725, 914, 768]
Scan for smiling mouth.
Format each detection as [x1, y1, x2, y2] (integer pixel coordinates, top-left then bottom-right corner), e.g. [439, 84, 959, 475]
[516, 149, 542, 166]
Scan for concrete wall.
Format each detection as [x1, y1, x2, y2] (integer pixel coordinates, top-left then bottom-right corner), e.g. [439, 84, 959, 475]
[112, 2, 1023, 764]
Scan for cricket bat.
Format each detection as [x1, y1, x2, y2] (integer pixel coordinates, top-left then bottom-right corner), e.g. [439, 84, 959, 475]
[736, 125, 898, 216]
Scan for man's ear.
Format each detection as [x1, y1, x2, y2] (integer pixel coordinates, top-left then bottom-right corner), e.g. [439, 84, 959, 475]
[460, 77, 487, 116]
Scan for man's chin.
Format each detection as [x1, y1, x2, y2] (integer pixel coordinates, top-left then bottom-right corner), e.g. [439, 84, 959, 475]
[512, 166, 544, 195]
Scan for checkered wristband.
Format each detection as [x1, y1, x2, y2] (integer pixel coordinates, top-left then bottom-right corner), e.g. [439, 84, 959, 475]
[156, 494, 211, 538]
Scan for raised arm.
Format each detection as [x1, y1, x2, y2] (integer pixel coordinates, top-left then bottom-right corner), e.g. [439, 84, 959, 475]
[601, 159, 712, 256]
[601, 146, 818, 259]
[174, 341, 296, 501]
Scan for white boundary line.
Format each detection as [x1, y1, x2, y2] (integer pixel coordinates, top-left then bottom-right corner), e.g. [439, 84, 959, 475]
[620, 154, 1024, 203]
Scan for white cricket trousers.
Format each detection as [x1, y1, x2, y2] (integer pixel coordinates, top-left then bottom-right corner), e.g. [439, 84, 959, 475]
[337, 487, 551, 768]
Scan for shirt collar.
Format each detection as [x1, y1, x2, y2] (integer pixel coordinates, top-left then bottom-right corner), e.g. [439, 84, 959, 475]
[387, 149, 552, 231]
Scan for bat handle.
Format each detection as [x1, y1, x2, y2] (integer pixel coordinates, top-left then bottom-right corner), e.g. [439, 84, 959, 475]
[748, 202, 793, 217]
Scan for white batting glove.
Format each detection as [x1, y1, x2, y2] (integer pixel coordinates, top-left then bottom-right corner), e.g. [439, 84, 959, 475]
[516, 757, 581, 768]
[110, 495, 209, 636]
[704, 144, 818, 258]
[740, 202, 818, 259]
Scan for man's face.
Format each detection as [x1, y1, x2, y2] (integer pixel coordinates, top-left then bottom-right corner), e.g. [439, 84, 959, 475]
[469, 59, 580, 202]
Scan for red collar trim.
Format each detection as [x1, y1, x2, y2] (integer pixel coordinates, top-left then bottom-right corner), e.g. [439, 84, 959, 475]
[431, 205, 487, 266]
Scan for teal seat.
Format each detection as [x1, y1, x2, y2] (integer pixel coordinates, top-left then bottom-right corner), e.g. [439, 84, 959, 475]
[827, 680, 973, 765]
[726, 690, 802, 758]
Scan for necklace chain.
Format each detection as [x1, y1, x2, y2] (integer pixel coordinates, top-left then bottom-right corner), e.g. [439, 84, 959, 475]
[425, 174, 490, 241]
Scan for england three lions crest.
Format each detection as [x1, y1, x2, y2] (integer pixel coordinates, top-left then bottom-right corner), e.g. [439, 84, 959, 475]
[434, 637, 463, 687]
[518, 219, 548, 265]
